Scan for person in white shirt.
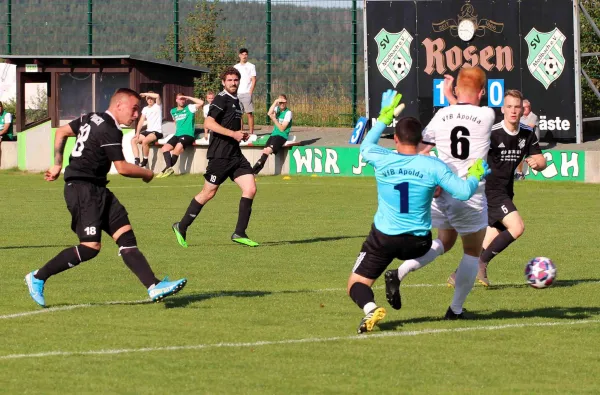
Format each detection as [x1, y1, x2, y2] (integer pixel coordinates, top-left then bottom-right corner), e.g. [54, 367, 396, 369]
[384, 67, 496, 320]
[202, 91, 215, 140]
[515, 99, 539, 180]
[234, 48, 256, 135]
[131, 92, 163, 168]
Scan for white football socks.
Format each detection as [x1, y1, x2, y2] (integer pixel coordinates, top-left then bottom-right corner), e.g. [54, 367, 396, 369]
[450, 254, 479, 314]
[397, 239, 445, 281]
[363, 302, 377, 315]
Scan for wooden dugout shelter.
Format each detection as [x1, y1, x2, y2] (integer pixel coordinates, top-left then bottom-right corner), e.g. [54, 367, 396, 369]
[0, 55, 209, 133]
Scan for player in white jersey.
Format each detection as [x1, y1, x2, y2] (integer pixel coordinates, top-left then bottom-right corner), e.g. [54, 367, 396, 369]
[384, 67, 495, 319]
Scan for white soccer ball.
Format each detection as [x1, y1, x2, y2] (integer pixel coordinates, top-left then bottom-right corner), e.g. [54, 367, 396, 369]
[525, 257, 557, 289]
[393, 56, 409, 77]
[543, 55, 560, 77]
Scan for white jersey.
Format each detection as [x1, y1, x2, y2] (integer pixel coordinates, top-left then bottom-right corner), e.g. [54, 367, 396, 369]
[141, 104, 162, 132]
[234, 62, 256, 94]
[422, 104, 495, 179]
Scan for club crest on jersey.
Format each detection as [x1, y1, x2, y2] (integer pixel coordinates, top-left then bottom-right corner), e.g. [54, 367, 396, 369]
[525, 28, 566, 89]
[375, 28, 413, 87]
[518, 138, 526, 149]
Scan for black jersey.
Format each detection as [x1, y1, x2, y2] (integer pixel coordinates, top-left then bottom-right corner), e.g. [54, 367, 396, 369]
[64, 112, 125, 186]
[486, 121, 542, 196]
[206, 90, 244, 159]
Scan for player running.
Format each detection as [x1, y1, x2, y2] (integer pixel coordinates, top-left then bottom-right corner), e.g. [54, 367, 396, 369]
[462, 89, 546, 286]
[385, 67, 495, 319]
[348, 89, 490, 334]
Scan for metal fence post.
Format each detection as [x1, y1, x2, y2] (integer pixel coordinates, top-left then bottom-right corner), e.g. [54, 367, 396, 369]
[352, 0, 357, 125]
[174, 0, 180, 62]
[266, 0, 272, 124]
[87, 0, 93, 55]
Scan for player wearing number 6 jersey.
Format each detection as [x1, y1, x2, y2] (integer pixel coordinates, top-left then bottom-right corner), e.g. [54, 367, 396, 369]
[24, 88, 187, 308]
[387, 67, 495, 320]
[347, 89, 490, 334]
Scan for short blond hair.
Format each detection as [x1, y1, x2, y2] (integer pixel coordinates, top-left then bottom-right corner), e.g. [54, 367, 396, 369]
[456, 66, 486, 95]
[504, 89, 524, 102]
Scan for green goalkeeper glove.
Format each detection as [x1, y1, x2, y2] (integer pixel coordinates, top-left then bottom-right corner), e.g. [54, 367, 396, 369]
[377, 89, 405, 126]
[467, 159, 491, 181]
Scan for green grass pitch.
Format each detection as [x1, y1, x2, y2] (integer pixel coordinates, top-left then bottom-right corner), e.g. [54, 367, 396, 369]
[1, 171, 599, 394]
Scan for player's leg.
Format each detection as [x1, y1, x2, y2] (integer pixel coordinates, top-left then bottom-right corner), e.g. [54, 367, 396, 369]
[232, 162, 258, 246]
[481, 211, 523, 264]
[253, 146, 274, 175]
[158, 141, 175, 176]
[172, 160, 224, 247]
[105, 193, 187, 302]
[140, 133, 158, 167]
[131, 133, 144, 165]
[348, 227, 393, 333]
[25, 183, 104, 307]
[394, 197, 455, 283]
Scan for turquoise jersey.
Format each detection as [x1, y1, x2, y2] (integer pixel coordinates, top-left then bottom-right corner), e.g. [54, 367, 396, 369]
[360, 121, 480, 236]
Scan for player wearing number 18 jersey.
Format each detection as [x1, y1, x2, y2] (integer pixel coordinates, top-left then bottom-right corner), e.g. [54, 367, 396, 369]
[475, 90, 546, 285]
[24, 88, 187, 307]
[347, 90, 490, 334]
[387, 67, 495, 319]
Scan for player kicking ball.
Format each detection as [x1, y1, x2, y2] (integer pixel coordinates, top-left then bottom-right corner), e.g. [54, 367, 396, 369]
[347, 90, 491, 334]
[25, 89, 187, 307]
[460, 89, 546, 286]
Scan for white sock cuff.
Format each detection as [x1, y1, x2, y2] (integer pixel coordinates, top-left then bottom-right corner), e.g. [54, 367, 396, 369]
[431, 239, 444, 255]
[462, 254, 479, 265]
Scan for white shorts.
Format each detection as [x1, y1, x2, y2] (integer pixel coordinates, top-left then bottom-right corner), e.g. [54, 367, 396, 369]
[431, 188, 488, 236]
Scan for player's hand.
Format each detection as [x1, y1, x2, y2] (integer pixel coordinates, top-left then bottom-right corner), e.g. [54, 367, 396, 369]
[377, 89, 405, 126]
[242, 132, 250, 142]
[232, 130, 245, 142]
[44, 165, 62, 182]
[526, 156, 542, 170]
[467, 159, 491, 181]
[433, 186, 443, 198]
[142, 169, 154, 183]
[443, 74, 454, 94]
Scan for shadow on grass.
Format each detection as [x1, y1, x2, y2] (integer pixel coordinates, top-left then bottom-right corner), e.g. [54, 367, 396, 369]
[486, 278, 600, 290]
[0, 245, 71, 250]
[259, 235, 367, 246]
[163, 290, 272, 308]
[379, 306, 600, 331]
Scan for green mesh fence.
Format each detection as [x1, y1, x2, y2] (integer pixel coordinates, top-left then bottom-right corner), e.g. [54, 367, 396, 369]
[0, 0, 365, 127]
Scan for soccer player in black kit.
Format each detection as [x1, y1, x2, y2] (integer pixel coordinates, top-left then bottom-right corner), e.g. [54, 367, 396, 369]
[25, 88, 187, 307]
[474, 89, 547, 286]
[172, 67, 259, 248]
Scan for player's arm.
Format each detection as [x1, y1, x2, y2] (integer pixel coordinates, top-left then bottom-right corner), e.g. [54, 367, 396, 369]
[181, 96, 204, 110]
[360, 90, 404, 164]
[436, 159, 490, 201]
[267, 100, 278, 116]
[204, 116, 245, 142]
[141, 92, 161, 105]
[418, 142, 434, 154]
[250, 66, 257, 95]
[443, 74, 458, 105]
[135, 114, 147, 136]
[525, 153, 547, 171]
[44, 123, 77, 181]
[113, 160, 153, 183]
[270, 110, 290, 131]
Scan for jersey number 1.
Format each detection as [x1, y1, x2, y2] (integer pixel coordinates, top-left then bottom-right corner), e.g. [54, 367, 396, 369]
[450, 126, 470, 159]
[394, 182, 409, 214]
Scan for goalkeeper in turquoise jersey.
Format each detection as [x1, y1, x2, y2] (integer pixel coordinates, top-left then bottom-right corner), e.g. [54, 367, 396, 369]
[347, 90, 491, 334]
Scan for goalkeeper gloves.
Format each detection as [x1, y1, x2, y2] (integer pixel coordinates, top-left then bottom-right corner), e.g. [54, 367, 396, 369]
[377, 89, 405, 126]
[467, 159, 491, 181]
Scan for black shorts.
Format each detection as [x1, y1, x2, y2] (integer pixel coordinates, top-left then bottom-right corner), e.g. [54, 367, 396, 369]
[352, 225, 432, 280]
[0, 135, 16, 142]
[64, 181, 130, 242]
[265, 135, 287, 154]
[166, 135, 195, 149]
[487, 192, 517, 230]
[204, 156, 253, 185]
[140, 130, 164, 140]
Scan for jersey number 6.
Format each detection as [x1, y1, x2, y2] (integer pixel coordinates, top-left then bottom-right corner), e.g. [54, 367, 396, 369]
[450, 126, 470, 160]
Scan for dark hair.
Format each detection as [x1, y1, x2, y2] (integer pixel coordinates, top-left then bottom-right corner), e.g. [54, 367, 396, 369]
[239, 48, 248, 54]
[394, 117, 423, 146]
[220, 66, 241, 81]
[112, 88, 141, 102]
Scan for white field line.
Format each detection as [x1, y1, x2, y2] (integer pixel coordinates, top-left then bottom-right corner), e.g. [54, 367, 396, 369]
[1, 319, 598, 361]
